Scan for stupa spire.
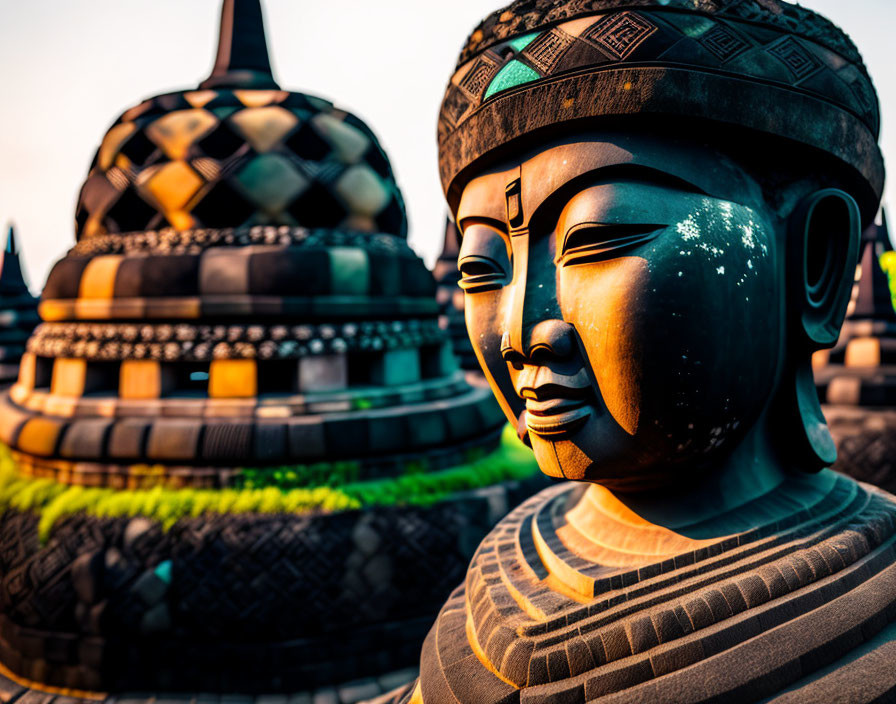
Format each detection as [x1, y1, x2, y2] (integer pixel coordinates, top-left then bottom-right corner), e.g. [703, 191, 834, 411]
[5, 223, 17, 254]
[0, 223, 28, 295]
[200, 0, 279, 90]
[880, 208, 893, 252]
[852, 227, 896, 320]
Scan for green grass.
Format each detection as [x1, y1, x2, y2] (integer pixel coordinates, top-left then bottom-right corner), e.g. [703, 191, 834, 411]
[237, 460, 363, 490]
[0, 425, 539, 542]
[880, 251, 896, 309]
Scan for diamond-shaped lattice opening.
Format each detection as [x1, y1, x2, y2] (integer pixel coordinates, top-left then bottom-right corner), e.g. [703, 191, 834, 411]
[75, 206, 89, 235]
[287, 182, 347, 228]
[119, 129, 159, 166]
[80, 173, 121, 217]
[281, 93, 316, 111]
[364, 144, 391, 179]
[230, 106, 298, 153]
[375, 195, 406, 236]
[104, 189, 159, 233]
[342, 112, 370, 135]
[335, 165, 389, 217]
[191, 181, 256, 228]
[235, 154, 309, 214]
[197, 123, 247, 160]
[142, 161, 205, 212]
[145, 108, 218, 161]
[284, 123, 331, 162]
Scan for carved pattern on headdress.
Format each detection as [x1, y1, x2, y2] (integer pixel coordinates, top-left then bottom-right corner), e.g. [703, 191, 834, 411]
[579, 11, 658, 60]
[698, 22, 751, 62]
[521, 28, 575, 73]
[458, 0, 865, 70]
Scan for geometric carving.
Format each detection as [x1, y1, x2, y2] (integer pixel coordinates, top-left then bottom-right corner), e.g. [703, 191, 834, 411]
[580, 11, 658, 60]
[439, 86, 472, 131]
[700, 23, 751, 62]
[767, 35, 823, 80]
[521, 28, 575, 74]
[458, 54, 501, 98]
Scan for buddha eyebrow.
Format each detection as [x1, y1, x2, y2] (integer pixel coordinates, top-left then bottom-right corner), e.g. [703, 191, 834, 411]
[528, 163, 708, 232]
[457, 216, 508, 237]
[560, 163, 709, 200]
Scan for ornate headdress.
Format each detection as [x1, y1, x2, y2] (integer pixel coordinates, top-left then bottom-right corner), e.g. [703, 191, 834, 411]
[438, 0, 883, 222]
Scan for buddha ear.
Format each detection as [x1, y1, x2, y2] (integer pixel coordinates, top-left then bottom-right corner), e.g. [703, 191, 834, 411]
[790, 189, 862, 347]
[782, 189, 861, 472]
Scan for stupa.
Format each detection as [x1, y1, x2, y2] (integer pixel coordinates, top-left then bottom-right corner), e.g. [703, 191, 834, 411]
[0, 1, 541, 700]
[433, 217, 479, 376]
[815, 211, 896, 493]
[0, 226, 39, 385]
[391, 0, 896, 701]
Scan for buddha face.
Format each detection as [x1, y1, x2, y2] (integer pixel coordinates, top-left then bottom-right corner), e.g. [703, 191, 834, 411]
[456, 132, 784, 488]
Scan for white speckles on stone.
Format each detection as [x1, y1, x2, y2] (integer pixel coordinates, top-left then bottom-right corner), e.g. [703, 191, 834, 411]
[676, 215, 701, 241]
[740, 222, 757, 250]
[697, 242, 725, 257]
[747, 259, 754, 270]
[720, 202, 734, 231]
[716, 266, 725, 275]
[678, 271, 684, 277]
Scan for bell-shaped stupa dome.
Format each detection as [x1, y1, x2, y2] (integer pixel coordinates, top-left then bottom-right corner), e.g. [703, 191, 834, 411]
[0, 1, 541, 699]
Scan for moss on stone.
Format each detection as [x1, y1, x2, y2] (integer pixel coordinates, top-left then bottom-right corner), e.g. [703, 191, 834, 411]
[0, 424, 538, 542]
[880, 251, 896, 307]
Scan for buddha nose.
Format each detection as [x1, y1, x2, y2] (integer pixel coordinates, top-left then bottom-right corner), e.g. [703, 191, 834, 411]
[502, 319, 575, 367]
[500, 233, 569, 366]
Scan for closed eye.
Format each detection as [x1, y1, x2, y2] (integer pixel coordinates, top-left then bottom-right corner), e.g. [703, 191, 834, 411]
[560, 223, 666, 264]
[457, 223, 512, 293]
[459, 258, 501, 277]
[458, 256, 507, 292]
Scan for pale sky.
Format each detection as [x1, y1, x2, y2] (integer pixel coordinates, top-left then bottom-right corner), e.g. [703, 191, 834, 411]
[0, 0, 893, 291]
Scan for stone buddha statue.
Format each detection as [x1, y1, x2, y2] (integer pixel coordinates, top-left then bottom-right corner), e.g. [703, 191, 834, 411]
[392, 1, 896, 701]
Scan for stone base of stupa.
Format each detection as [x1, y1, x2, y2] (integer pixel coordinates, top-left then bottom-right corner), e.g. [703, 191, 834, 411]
[0, 663, 419, 704]
[823, 404, 896, 494]
[0, 425, 549, 698]
[0, 365, 21, 386]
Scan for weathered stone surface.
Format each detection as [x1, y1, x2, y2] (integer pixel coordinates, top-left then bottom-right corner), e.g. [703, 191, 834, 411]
[408, 0, 896, 701]
[825, 405, 896, 493]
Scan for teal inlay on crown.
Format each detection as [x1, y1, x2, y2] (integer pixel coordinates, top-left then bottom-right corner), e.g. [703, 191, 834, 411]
[484, 60, 541, 100]
[509, 32, 540, 52]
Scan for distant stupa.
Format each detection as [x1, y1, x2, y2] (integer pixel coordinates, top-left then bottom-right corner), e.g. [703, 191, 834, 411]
[814, 208, 896, 492]
[0, 224, 38, 384]
[433, 217, 482, 377]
